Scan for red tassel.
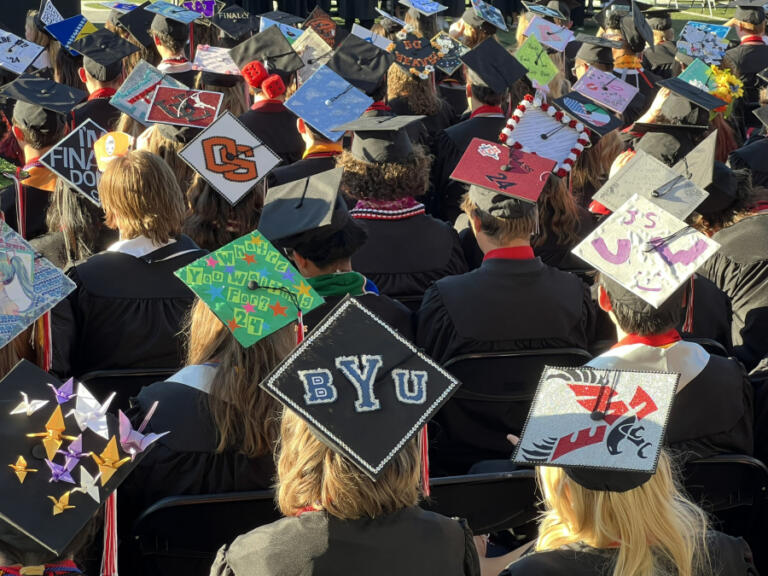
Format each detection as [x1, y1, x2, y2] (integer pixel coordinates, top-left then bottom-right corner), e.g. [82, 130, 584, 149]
[296, 310, 304, 345]
[420, 425, 430, 497]
[42, 311, 52, 372]
[189, 23, 195, 67]
[101, 492, 118, 576]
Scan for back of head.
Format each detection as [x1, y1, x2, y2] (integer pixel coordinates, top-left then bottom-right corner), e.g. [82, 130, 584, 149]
[600, 273, 685, 335]
[12, 101, 66, 151]
[461, 188, 538, 243]
[338, 145, 432, 201]
[151, 14, 189, 54]
[387, 64, 441, 116]
[279, 217, 368, 269]
[46, 178, 108, 262]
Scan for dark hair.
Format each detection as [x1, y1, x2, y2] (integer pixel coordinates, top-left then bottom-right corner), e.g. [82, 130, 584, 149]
[153, 31, 185, 55]
[601, 275, 685, 336]
[284, 218, 368, 268]
[52, 42, 87, 92]
[470, 83, 505, 107]
[369, 75, 388, 103]
[337, 146, 432, 201]
[12, 115, 67, 150]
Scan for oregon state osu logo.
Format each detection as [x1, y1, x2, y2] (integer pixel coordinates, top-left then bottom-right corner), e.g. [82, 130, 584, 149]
[201, 136, 258, 182]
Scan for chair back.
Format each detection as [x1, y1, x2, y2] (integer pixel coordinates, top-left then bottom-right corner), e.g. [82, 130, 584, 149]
[683, 337, 729, 357]
[79, 368, 178, 413]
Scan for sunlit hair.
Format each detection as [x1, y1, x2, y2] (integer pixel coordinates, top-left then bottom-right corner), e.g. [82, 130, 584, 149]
[711, 115, 738, 163]
[99, 150, 185, 244]
[25, 10, 54, 64]
[544, 51, 571, 98]
[536, 175, 581, 247]
[45, 178, 108, 264]
[183, 173, 264, 251]
[52, 42, 87, 92]
[141, 124, 197, 193]
[404, 7, 438, 38]
[194, 74, 249, 118]
[185, 300, 293, 457]
[451, 17, 495, 49]
[115, 113, 147, 138]
[460, 192, 538, 242]
[734, 19, 765, 34]
[276, 408, 422, 519]
[109, 20, 160, 71]
[387, 64, 441, 116]
[571, 130, 623, 206]
[337, 146, 432, 201]
[535, 450, 711, 576]
[653, 28, 674, 44]
[515, 12, 530, 48]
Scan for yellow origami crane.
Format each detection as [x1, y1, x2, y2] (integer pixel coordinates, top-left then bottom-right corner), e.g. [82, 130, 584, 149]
[26, 406, 77, 460]
[48, 491, 75, 516]
[8, 455, 38, 484]
[90, 436, 130, 486]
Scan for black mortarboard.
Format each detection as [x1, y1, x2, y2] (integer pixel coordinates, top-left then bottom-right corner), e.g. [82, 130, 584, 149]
[229, 26, 303, 82]
[640, 5, 679, 30]
[513, 365, 678, 492]
[200, 70, 243, 88]
[156, 123, 202, 144]
[671, 128, 717, 188]
[574, 37, 614, 66]
[753, 104, 768, 128]
[150, 13, 189, 43]
[260, 295, 460, 479]
[620, 0, 654, 52]
[574, 33, 623, 49]
[71, 29, 139, 82]
[545, 0, 571, 20]
[658, 76, 727, 111]
[594, 0, 631, 29]
[333, 115, 424, 163]
[259, 168, 348, 243]
[698, 161, 742, 216]
[258, 9, 304, 26]
[522, 0, 567, 20]
[326, 34, 395, 96]
[210, 5, 254, 41]
[461, 38, 526, 94]
[0, 75, 86, 133]
[759, 66, 768, 84]
[727, 0, 766, 25]
[116, 2, 154, 47]
[636, 130, 698, 165]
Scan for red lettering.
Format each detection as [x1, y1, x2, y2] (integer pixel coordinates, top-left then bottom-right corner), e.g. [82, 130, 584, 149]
[628, 386, 657, 420]
[552, 425, 606, 460]
[127, 80, 162, 105]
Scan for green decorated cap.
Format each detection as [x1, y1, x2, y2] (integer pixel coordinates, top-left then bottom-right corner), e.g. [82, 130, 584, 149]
[174, 230, 325, 347]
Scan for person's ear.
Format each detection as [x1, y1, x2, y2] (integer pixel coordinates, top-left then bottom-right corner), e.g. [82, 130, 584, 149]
[11, 125, 24, 144]
[597, 285, 613, 313]
[153, 33, 161, 46]
[465, 83, 472, 99]
[290, 250, 310, 274]
[78, 67, 88, 84]
[468, 209, 482, 237]
[297, 117, 306, 135]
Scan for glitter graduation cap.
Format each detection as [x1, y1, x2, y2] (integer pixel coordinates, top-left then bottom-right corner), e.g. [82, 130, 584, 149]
[513, 365, 679, 492]
[174, 230, 324, 348]
[259, 295, 460, 479]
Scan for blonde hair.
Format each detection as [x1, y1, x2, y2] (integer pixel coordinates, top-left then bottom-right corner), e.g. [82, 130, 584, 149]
[653, 28, 674, 44]
[99, 150, 186, 244]
[185, 300, 294, 457]
[535, 451, 711, 576]
[141, 124, 198, 193]
[276, 408, 422, 519]
[515, 12, 530, 49]
[115, 113, 147, 138]
[387, 64, 441, 116]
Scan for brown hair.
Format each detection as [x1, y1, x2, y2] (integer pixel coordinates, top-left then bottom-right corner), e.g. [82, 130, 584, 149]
[99, 150, 186, 244]
[387, 64, 441, 116]
[186, 300, 294, 457]
[337, 146, 432, 201]
[52, 42, 87, 92]
[460, 192, 538, 242]
[571, 131, 624, 206]
[108, 20, 160, 72]
[711, 115, 738, 163]
[25, 10, 55, 64]
[195, 74, 249, 118]
[115, 113, 147, 138]
[536, 175, 582, 248]
[276, 408, 422, 518]
[141, 125, 198, 193]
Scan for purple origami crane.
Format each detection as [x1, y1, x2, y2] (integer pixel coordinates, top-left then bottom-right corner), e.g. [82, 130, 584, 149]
[56, 435, 88, 468]
[45, 457, 77, 484]
[47, 378, 76, 404]
[118, 402, 169, 460]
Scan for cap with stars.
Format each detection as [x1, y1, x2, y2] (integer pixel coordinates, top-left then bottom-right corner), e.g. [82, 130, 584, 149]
[259, 294, 460, 479]
[70, 28, 139, 82]
[174, 230, 325, 348]
[0, 75, 86, 133]
[460, 38, 526, 94]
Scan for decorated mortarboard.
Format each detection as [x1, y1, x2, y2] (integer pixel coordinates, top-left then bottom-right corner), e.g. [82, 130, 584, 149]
[573, 193, 719, 308]
[145, 0, 201, 25]
[0, 29, 45, 76]
[100, 1, 140, 13]
[210, 5, 253, 41]
[515, 34, 559, 87]
[513, 365, 678, 492]
[145, 86, 223, 128]
[671, 129, 717, 189]
[591, 149, 709, 219]
[553, 92, 622, 136]
[398, 0, 449, 16]
[640, 4, 679, 30]
[38, 0, 64, 28]
[572, 67, 639, 114]
[450, 137, 555, 212]
[389, 31, 441, 78]
[619, 0, 654, 53]
[0, 360, 153, 557]
[285, 65, 373, 142]
[753, 104, 768, 128]
[500, 94, 590, 177]
[430, 32, 470, 75]
[523, 15, 575, 53]
[0, 75, 86, 132]
[182, 0, 224, 19]
[110, 60, 186, 122]
[94, 131, 133, 172]
[293, 28, 334, 86]
[259, 167, 348, 242]
[44, 15, 97, 56]
[575, 40, 614, 67]
[678, 57, 719, 92]
[461, 38, 526, 94]
[574, 33, 623, 49]
[175, 230, 324, 347]
[259, 16, 302, 45]
[39, 119, 106, 207]
[303, 6, 337, 47]
[677, 21, 729, 65]
[229, 26, 304, 82]
[545, 0, 572, 20]
[193, 44, 241, 76]
[522, 0, 566, 20]
[376, 7, 407, 26]
[70, 28, 139, 82]
[350, 23, 394, 51]
[471, 0, 508, 31]
[326, 34, 394, 95]
[726, 0, 766, 25]
[259, 295, 460, 479]
[332, 115, 425, 163]
[178, 111, 280, 206]
[258, 9, 304, 26]
[0, 159, 28, 189]
[658, 76, 727, 111]
[632, 94, 710, 132]
[116, 2, 156, 47]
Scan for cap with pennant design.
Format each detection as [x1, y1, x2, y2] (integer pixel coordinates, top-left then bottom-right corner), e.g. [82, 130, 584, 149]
[45, 15, 98, 55]
[332, 115, 425, 163]
[513, 365, 679, 492]
[71, 28, 139, 82]
[326, 34, 395, 96]
[259, 295, 460, 479]
[229, 26, 304, 83]
[553, 92, 623, 137]
[0, 75, 86, 132]
[174, 230, 325, 348]
[460, 38, 526, 94]
[116, 1, 155, 47]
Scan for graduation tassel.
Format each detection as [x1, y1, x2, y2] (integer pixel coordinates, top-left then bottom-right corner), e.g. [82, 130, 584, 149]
[682, 276, 695, 334]
[296, 309, 305, 345]
[101, 491, 118, 576]
[13, 167, 25, 239]
[189, 22, 195, 66]
[420, 425, 430, 497]
[41, 311, 52, 372]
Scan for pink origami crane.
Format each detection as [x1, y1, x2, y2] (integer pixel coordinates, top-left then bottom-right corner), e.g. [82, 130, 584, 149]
[118, 402, 169, 460]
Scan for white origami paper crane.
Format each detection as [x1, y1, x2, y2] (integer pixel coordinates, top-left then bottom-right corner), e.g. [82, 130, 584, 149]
[66, 383, 115, 439]
[10, 391, 49, 416]
[72, 467, 101, 503]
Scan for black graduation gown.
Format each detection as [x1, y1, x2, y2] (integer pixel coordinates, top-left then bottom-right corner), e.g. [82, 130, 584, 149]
[166, 68, 199, 88]
[438, 81, 470, 118]
[0, 183, 50, 241]
[337, 0, 376, 23]
[29, 226, 118, 270]
[642, 40, 677, 80]
[210, 507, 480, 576]
[239, 101, 304, 165]
[267, 154, 338, 187]
[71, 97, 121, 131]
[726, 43, 768, 120]
[699, 212, 768, 371]
[678, 274, 733, 352]
[728, 138, 768, 188]
[350, 211, 468, 301]
[500, 532, 756, 576]
[388, 98, 457, 149]
[51, 235, 208, 378]
[429, 115, 508, 222]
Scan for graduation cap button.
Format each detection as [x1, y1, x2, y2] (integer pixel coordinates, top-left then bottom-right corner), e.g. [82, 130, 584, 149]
[247, 280, 259, 290]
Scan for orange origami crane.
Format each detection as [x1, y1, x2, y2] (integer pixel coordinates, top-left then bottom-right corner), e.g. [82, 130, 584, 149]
[48, 491, 75, 516]
[26, 406, 77, 460]
[8, 455, 38, 484]
[90, 436, 130, 485]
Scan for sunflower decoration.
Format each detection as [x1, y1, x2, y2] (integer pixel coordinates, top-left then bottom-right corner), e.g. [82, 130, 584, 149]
[709, 65, 743, 119]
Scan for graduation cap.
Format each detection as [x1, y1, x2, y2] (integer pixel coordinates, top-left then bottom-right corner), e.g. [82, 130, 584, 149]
[389, 32, 440, 77]
[695, 160, 745, 217]
[449, 137, 555, 215]
[332, 115, 425, 163]
[658, 76, 727, 111]
[259, 167, 348, 242]
[619, 0, 654, 52]
[471, 0, 509, 31]
[258, 9, 304, 26]
[326, 34, 395, 96]
[210, 5, 254, 41]
[513, 365, 679, 492]
[398, 0, 449, 16]
[0, 75, 86, 132]
[670, 129, 717, 188]
[522, 0, 566, 20]
[45, 15, 98, 55]
[229, 26, 303, 83]
[116, 1, 154, 47]
[544, 0, 572, 20]
[175, 230, 324, 347]
[303, 6, 337, 47]
[726, 0, 766, 25]
[574, 33, 623, 49]
[155, 123, 203, 144]
[574, 39, 614, 66]
[593, 0, 631, 29]
[260, 295, 460, 479]
[431, 32, 471, 76]
[634, 129, 696, 168]
[149, 7, 192, 43]
[753, 103, 768, 128]
[460, 38, 526, 94]
[553, 92, 622, 136]
[640, 4, 679, 30]
[70, 29, 139, 82]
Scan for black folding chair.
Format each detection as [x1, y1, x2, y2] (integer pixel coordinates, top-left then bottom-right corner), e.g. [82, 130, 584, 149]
[683, 337, 729, 357]
[392, 294, 424, 312]
[79, 367, 178, 412]
[431, 348, 592, 475]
